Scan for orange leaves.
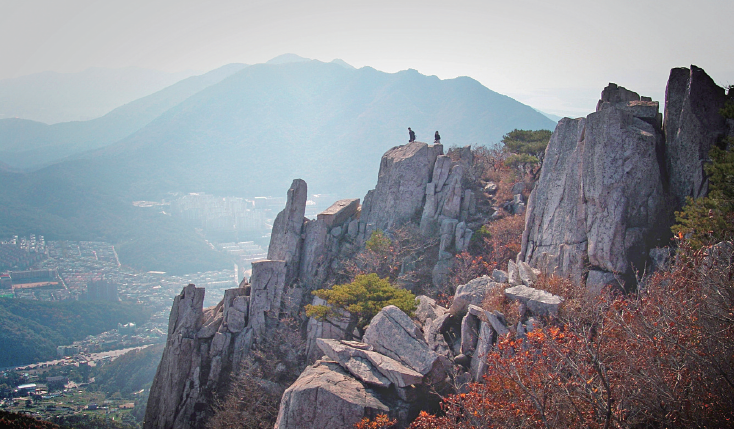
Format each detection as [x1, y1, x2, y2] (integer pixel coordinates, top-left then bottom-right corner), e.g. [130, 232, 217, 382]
[354, 414, 397, 429]
[411, 243, 734, 428]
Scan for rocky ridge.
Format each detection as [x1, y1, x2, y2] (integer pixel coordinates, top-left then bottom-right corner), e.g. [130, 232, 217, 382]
[519, 65, 733, 289]
[146, 65, 731, 429]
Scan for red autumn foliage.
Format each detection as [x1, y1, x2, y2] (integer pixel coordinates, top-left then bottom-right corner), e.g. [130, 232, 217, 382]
[354, 414, 398, 429]
[451, 215, 525, 286]
[411, 243, 734, 428]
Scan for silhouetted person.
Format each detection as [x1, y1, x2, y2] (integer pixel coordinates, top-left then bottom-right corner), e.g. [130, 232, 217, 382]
[408, 127, 416, 142]
[434, 131, 441, 143]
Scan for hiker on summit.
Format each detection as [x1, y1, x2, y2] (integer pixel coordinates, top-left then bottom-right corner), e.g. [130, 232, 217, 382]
[408, 127, 416, 142]
[434, 131, 440, 143]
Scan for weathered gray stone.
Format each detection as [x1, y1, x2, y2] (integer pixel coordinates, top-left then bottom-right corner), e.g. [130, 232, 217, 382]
[423, 313, 452, 357]
[505, 285, 563, 316]
[316, 339, 423, 388]
[274, 360, 390, 429]
[362, 306, 444, 380]
[248, 260, 287, 338]
[507, 260, 521, 286]
[665, 66, 729, 207]
[317, 198, 360, 228]
[439, 218, 458, 252]
[226, 307, 246, 333]
[460, 313, 479, 355]
[299, 219, 329, 289]
[520, 83, 669, 285]
[145, 284, 206, 429]
[484, 182, 498, 194]
[454, 222, 472, 252]
[470, 321, 493, 381]
[347, 220, 359, 237]
[449, 276, 498, 316]
[467, 305, 509, 336]
[360, 141, 443, 232]
[586, 270, 623, 294]
[517, 261, 538, 287]
[511, 182, 526, 195]
[305, 297, 352, 362]
[649, 247, 672, 273]
[268, 179, 308, 285]
[431, 258, 453, 289]
[491, 269, 508, 284]
[197, 312, 222, 339]
[415, 295, 448, 326]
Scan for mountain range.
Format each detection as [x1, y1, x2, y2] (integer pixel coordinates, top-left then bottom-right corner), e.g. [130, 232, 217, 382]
[0, 57, 557, 273]
[0, 67, 200, 124]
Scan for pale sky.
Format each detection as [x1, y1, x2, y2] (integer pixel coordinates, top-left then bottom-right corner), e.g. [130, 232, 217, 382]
[1, 0, 732, 117]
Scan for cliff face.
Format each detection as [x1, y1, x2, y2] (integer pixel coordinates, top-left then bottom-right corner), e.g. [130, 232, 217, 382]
[145, 142, 483, 428]
[520, 66, 732, 289]
[146, 65, 731, 429]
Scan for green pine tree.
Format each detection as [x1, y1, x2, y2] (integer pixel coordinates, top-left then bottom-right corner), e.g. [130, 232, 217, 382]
[305, 273, 416, 339]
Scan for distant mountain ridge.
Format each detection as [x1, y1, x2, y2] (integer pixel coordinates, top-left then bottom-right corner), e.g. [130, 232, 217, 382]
[0, 63, 247, 170]
[82, 60, 556, 199]
[0, 58, 555, 273]
[0, 67, 200, 124]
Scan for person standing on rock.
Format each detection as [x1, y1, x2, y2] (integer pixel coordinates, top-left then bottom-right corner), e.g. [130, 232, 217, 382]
[408, 127, 416, 142]
[434, 131, 441, 143]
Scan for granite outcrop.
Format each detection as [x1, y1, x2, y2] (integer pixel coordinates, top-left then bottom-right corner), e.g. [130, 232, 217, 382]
[520, 66, 732, 289]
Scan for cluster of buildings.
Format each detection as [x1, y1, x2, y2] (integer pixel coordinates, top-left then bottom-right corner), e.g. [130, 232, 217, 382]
[170, 193, 276, 235]
[0, 235, 47, 271]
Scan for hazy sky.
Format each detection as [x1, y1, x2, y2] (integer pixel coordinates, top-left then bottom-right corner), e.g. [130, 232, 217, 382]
[1, 0, 731, 117]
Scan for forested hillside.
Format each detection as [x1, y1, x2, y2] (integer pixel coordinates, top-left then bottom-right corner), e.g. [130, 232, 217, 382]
[0, 299, 152, 367]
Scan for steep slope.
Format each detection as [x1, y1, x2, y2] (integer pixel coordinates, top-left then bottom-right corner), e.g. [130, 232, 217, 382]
[0, 64, 247, 170]
[0, 67, 198, 124]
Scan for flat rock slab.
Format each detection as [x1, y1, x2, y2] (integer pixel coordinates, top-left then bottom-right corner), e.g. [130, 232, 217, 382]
[317, 198, 360, 228]
[363, 305, 442, 377]
[504, 285, 563, 316]
[317, 338, 424, 388]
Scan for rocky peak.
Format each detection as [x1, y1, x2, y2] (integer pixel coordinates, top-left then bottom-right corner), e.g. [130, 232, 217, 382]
[360, 141, 443, 233]
[520, 65, 732, 290]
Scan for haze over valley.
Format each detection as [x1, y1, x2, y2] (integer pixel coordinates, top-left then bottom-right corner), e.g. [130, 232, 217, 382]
[1, 1, 731, 428]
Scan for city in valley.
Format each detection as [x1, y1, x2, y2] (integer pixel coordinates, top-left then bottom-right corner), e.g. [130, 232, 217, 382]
[0, 192, 334, 424]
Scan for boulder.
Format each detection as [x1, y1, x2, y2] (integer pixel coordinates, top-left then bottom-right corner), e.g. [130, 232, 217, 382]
[362, 306, 445, 380]
[316, 339, 423, 388]
[505, 285, 563, 316]
[305, 297, 352, 362]
[507, 260, 522, 286]
[274, 360, 390, 429]
[467, 305, 509, 336]
[586, 270, 623, 294]
[423, 313, 453, 357]
[517, 261, 538, 287]
[460, 312, 479, 355]
[491, 269, 508, 284]
[449, 276, 498, 316]
[470, 321, 493, 381]
[268, 179, 308, 285]
[415, 295, 448, 326]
